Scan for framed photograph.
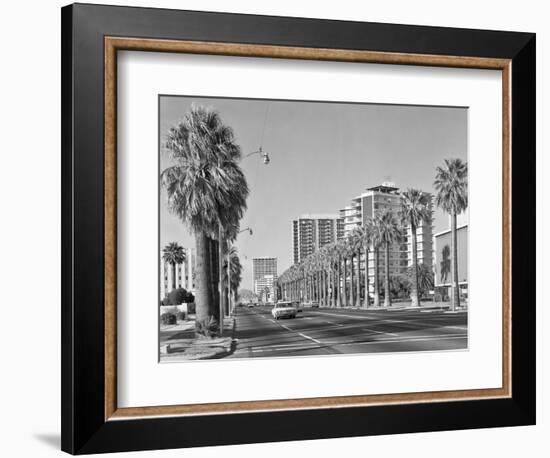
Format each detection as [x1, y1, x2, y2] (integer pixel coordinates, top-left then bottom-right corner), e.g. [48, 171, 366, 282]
[61, 3, 536, 454]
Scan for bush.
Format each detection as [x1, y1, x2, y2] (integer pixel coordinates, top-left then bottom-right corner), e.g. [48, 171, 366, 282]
[187, 302, 196, 314]
[162, 288, 195, 306]
[176, 311, 187, 321]
[160, 313, 177, 325]
[195, 316, 219, 338]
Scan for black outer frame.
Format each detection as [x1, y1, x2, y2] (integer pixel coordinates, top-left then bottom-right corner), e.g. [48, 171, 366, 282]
[61, 3, 536, 454]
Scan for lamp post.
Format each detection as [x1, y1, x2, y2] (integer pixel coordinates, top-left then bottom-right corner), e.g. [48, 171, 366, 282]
[219, 148, 269, 333]
[244, 147, 270, 164]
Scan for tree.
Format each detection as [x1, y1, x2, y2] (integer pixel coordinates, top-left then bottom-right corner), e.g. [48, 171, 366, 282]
[408, 263, 434, 298]
[161, 105, 249, 337]
[162, 242, 186, 292]
[349, 227, 364, 307]
[377, 209, 402, 307]
[400, 189, 432, 307]
[163, 287, 195, 306]
[371, 219, 382, 307]
[434, 158, 468, 311]
[361, 218, 376, 307]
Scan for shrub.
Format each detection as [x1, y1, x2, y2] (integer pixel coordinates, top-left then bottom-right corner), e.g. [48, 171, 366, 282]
[176, 311, 187, 321]
[163, 288, 195, 306]
[160, 313, 177, 325]
[195, 316, 219, 338]
[187, 302, 196, 314]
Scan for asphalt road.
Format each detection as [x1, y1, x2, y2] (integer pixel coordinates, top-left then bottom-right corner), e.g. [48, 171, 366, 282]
[227, 305, 468, 358]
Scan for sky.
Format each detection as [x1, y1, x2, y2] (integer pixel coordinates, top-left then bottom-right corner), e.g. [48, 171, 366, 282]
[159, 96, 468, 291]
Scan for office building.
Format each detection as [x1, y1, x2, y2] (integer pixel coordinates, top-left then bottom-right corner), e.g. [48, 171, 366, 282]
[253, 257, 278, 303]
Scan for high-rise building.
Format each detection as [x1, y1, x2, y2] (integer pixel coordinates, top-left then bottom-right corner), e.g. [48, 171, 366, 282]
[292, 214, 344, 264]
[339, 182, 434, 294]
[253, 257, 278, 303]
[160, 247, 195, 300]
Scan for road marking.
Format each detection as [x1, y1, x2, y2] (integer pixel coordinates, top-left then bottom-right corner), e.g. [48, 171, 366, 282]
[363, 328, 398, 336]
[313, 312, 376, 320]
[324, 334, 467, 346]
[298, 332, 321, 344]
[444, 325, 468, 331]
[324, 320, 345, 327]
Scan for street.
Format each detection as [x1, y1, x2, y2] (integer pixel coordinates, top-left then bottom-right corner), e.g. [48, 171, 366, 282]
[228, 305, 467, 358]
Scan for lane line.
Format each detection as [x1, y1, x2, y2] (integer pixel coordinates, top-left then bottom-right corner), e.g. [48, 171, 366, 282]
[298, 332, 321, 344]
[363, 328, 398, 336]
[323, 334, 467, 346]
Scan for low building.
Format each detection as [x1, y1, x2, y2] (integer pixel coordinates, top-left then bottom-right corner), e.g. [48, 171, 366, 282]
[434, 224, 468, 298]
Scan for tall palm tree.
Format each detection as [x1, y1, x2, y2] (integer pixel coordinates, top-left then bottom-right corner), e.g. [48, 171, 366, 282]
[377, 209, 402, 307]
[334, 241, 344, 307]
[162, 242, 186, 292]
[361, 218, 375, 307]
[161, 105, 249, 336]
[400, 189, 432, 307]
[434, 158, 468, 311]
[348, 228, 363, 307]
[371, 220, 382, 307]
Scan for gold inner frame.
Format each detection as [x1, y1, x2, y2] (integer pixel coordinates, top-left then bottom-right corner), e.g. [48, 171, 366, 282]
[104, 37, 512, 421]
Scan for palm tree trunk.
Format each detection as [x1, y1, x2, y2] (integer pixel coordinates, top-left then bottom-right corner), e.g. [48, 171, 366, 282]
[218, 229, 226, 332]
[194, 232, 215, 335]
[451, 212, 460, 311]
[356, 251, 361, 307]
[331, 268, 336, 307]
[343, 258, 348, 307]
[349, 255, 355, 307]
[337, 257, 342, 307]
[374, 249, 380, 307]
[384, 242, 391, 307]
[171, 262, 176, 292]
[410, 222, 420, 307]
[227, 252, 232, 314]
[364, 246, 370, 307]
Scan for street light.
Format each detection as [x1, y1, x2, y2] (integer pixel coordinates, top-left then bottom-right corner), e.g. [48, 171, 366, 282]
[228, 227, 253, 316]
[245, 147, 270, 165]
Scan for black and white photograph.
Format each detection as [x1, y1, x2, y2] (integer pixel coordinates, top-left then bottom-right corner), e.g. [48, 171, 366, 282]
[158, 96, 469, 361]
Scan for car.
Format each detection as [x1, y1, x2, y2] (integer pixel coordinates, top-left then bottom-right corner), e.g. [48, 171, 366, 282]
[293, 301, 303, 313]
[247, 303, 254, 308]
[271, 301, 297, 320]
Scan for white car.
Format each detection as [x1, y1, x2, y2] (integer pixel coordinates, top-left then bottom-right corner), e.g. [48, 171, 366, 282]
[271, 301, 297, 320]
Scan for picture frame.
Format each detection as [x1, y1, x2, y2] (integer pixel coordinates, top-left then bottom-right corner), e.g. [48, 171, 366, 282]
[61, 3, 535, 454]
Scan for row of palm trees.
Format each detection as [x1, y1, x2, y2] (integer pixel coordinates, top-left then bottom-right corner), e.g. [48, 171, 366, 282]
[161, 105, 249, 336]
[277, 158, 468, 311]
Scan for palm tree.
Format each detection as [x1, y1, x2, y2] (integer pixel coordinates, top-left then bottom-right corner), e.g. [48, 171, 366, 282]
[434, 158, 468, 311]
[161, 105, 249, 336]
[162, 242, 186, 292]
[223, 245, 241, 314]
[371, 220, 382, 307]
[334, 241, 344, 307]
[361, 218, 375, 307]
[400, 189, 432, 307]
[349, 228, 364, 307]
[377, 209, 402, 307]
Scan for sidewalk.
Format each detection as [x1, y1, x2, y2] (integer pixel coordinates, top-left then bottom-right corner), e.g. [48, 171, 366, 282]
[316, 301, 468, 312]
[160, 316, 235, 362]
